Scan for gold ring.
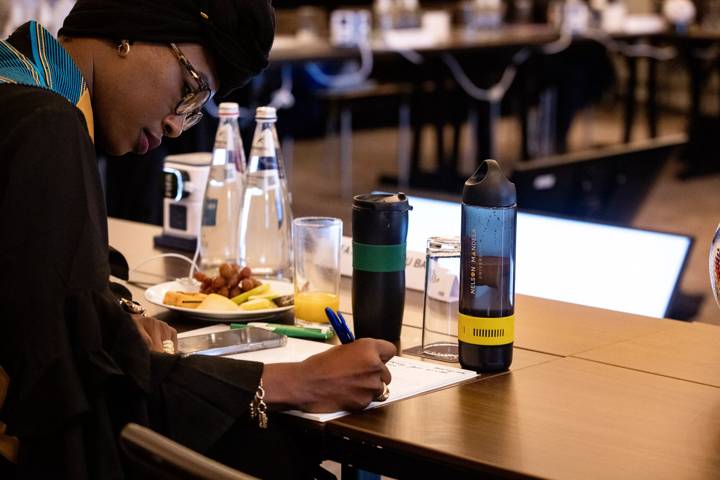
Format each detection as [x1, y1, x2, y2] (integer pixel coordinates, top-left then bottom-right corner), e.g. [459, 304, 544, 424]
[162, 340, 175, 355]
[375, 382, 390, 402]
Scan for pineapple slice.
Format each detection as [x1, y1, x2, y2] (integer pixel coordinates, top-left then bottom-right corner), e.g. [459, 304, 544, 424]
[238, 298, 275, 311]
[197, 293, 239, 311]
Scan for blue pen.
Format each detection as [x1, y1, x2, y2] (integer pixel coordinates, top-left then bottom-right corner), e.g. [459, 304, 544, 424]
[324, 307, 355, 344]
[336, 311, 355, 343]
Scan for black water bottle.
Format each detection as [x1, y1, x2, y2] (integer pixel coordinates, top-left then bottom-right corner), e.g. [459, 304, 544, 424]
[352, 193, 412, 341]
[459, 160, 516, 373]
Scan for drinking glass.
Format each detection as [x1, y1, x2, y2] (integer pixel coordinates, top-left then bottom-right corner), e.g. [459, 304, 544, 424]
[421, 236, 461, 362]
[293, 217, 342, 324]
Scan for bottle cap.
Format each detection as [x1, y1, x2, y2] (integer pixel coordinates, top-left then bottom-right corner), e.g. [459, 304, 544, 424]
[218, 102, 240, 117]
[462, 159, 516, 208]
[353, 192, 413, 212]
[255, 106, 277, 120]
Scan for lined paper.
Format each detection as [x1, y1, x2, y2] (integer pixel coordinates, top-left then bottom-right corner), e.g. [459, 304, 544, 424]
[285, 356, 478, 422]
[179, 325, 477, 422]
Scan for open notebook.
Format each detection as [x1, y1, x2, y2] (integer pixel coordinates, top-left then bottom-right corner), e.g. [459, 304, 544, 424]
[178, 325, 478, 422]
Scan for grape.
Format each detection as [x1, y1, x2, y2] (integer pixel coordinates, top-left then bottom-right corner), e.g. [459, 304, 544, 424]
[219, 263, 234, 279]
[240, 266, 252, 279]
[191, 263, 263, 298]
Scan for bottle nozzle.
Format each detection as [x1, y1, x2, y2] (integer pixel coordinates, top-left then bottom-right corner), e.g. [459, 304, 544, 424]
[462, 159, 516, 208]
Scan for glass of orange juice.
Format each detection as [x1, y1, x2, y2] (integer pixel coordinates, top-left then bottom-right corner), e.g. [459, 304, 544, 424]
[292, 217, 342, 324]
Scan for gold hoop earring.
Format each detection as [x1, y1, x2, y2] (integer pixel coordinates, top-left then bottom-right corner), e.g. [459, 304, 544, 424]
[117, 40, 130, 57]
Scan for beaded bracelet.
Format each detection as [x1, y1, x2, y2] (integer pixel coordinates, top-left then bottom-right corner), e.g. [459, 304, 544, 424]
[249, 379, 268, 429]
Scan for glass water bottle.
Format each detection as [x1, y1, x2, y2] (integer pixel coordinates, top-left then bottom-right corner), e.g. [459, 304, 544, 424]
[200, 102, 245, 271]
[238, 106, 293, 280]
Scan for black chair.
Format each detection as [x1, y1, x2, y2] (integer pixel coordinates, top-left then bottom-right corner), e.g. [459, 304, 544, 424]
[119, 423, 257, 480]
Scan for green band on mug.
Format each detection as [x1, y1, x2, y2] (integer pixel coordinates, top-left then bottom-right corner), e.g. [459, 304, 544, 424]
[352, 242, 406, 272]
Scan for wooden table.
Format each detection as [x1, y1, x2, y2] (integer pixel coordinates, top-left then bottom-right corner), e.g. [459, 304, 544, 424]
[269, 24, 560, 64]
[111, 218, 676, 358]
[109, 218, 720, 479]
[575, 320, 720, 388]
[329, 357, 720, 479]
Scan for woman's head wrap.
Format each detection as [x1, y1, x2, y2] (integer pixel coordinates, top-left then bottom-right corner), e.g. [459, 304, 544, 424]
[59, 0, 275, 98]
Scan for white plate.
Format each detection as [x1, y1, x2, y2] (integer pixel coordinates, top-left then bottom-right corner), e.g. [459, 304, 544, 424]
[145, 279, 294, 321]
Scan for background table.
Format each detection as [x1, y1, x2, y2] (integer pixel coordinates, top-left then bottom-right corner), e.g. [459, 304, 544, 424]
[269, 24, 560, 64]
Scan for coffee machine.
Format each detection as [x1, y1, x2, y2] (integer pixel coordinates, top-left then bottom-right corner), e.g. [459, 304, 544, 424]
[153, 152, 211, 251]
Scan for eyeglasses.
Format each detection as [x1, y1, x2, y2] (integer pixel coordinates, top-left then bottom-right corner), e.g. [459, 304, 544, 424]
[169, 43, 211, 131]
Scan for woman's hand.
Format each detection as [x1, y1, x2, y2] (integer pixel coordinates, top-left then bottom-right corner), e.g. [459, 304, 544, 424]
[131, 314, 178, 353]
[262, 338, 397, 413]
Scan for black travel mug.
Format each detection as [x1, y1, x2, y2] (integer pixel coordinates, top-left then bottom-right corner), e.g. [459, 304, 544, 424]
[352, 193, 412, 341]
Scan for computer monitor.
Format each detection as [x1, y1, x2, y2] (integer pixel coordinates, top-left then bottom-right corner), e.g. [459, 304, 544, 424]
[407, 196, 693, 319]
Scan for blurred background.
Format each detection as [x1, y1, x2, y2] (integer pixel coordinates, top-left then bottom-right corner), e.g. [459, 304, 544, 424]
[4, 0, 720, 323]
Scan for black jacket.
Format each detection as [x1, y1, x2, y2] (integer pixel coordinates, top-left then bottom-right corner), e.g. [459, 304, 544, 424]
[0, 29, 273, 478]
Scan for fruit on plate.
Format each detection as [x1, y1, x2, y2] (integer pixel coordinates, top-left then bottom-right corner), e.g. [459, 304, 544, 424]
[231, 283, 270, 305]
[196, 293, 239, 311]
[194, 263, 262, 299]
[163, 291, 208, 309]
[238, 298, 276, 311]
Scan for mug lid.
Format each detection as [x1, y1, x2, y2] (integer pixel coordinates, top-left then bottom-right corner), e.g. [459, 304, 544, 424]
[352, 192, 413, 212]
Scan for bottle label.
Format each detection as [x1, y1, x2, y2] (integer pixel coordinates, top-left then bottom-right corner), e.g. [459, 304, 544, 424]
[213, 123, 230, 154]
[458, 313, 514, 345]
[352, 242, 406, 272]
[202, 198, 218, 227]
[251, 128, 275, 158]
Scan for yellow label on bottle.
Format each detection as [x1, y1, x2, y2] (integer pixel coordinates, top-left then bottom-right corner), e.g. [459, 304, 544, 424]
[458, 313, 515, 346]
